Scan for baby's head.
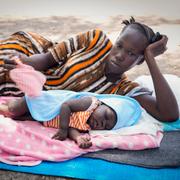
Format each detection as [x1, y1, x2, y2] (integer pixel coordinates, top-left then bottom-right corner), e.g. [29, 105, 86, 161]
[87, 95, 141, 131]
[87, 104, 117, 130]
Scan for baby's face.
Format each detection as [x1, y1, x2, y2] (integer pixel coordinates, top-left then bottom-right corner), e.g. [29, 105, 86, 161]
[88, 104, 117, 130]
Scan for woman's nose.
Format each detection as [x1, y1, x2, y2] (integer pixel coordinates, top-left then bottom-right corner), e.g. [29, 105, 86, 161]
[114, 48, 126, 61]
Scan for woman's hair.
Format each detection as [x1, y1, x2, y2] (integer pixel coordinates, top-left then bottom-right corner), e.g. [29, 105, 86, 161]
[121, 17, 162, 64]
[121, 16, 162, 45]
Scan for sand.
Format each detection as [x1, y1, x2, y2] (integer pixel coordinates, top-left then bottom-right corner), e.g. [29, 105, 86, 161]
[0, 15, 179, 80]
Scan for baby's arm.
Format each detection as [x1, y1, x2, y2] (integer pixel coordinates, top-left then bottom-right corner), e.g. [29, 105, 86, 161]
[69, 127, 92, 149]
[52, 96, 92, 141]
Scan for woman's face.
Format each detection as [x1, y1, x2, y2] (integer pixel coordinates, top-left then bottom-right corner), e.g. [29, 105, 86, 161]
[105, 26, 148, 82]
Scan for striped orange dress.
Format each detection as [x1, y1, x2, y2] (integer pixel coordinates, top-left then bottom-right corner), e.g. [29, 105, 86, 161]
[0, 29, 149, 97]
[43, 96, 101, 131]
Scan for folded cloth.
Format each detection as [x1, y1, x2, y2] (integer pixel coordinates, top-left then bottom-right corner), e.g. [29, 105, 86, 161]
[9, 59, 46, 97]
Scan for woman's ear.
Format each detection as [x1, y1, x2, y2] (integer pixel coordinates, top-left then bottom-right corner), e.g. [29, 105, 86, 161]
[137, 55, 144, 65]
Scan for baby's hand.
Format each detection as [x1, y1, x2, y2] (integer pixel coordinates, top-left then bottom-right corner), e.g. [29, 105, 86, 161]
[52, 129, 68, 141]
[76, 134, 92, 149]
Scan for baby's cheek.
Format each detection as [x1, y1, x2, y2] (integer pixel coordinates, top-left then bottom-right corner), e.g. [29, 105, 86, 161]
[88, 116, 94, 129]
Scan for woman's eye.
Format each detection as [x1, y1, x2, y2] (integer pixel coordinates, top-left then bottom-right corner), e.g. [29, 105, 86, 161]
[128, 51, 135, 56]
[116, 43, 122, 48]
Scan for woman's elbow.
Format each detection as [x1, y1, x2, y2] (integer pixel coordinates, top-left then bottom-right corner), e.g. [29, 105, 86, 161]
[160, 109, 179, 122]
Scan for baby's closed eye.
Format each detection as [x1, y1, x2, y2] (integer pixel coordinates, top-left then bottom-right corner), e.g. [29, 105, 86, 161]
[105, 109, 117, 130]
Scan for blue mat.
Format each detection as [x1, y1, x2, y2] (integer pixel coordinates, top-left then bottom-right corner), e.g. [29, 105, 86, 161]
[163, 118, 180, 131]
[0, 157, 180, 180]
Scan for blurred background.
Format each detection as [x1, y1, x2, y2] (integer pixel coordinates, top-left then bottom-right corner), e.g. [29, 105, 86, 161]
[0, 0, 180, 76]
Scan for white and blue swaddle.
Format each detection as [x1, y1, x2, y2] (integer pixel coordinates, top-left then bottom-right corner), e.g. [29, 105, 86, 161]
[25, 90, 142, 130]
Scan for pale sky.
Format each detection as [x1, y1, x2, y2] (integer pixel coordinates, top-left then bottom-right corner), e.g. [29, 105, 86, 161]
[0, 0, 180, 21]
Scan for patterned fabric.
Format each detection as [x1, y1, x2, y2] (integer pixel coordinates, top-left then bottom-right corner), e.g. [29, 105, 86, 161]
[0, 29, 141, 97]
[43, 112, 91, 131]
[46, 29, 139, 95]
[43, 97, 101, 131]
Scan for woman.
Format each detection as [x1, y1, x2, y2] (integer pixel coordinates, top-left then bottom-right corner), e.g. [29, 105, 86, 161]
[0, 17, 179, 122]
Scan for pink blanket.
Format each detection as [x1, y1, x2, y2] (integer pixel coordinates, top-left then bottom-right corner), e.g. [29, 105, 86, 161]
[0, 97, 163, 166]
[9, 58, 46, 97]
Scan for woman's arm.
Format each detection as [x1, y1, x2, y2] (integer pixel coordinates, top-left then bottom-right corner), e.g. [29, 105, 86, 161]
[1, 52, 57, 71]
[21, 52, 57, 71]
[134, 35, 179, 122]
[2, 29, 108, 72]
[22, 30, 106, 71]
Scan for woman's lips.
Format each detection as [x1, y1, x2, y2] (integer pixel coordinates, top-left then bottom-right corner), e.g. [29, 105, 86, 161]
[111, 59, 119, 66]
[104, 59, 123, 82]
[110, 58, 123, 70]
[107, 59, 122, 74]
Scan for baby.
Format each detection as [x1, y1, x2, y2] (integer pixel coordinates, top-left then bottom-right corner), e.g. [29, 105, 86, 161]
[0, 90, 141, 149]
[0, 92, 117, 149]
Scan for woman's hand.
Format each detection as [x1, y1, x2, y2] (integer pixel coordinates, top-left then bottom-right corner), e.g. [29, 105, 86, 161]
[0, 54, 28, 83]
[0, 66, 13, 83]
[145, 35, 168, 60]
[76, 134, 92, 149]
[0, 54, 28, 71]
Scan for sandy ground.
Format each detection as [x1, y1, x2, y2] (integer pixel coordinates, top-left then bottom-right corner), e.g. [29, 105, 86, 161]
[0, 15, 179, 81]
[0, 15, 179, 179]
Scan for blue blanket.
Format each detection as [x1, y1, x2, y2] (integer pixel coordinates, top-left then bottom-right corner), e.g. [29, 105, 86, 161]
[1, 158, 180, 180]
[163, 118, 180, 131]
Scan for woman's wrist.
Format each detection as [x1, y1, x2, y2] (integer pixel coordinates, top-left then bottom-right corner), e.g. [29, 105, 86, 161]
[144, 48, 155, 61]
